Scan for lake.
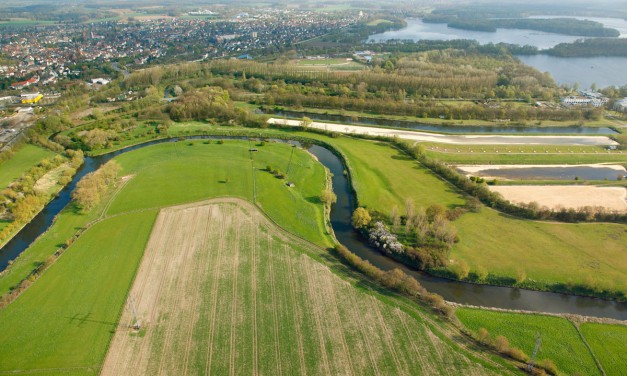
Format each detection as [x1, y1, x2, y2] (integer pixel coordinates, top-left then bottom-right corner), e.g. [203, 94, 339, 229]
[369, 18, 627, 88]
[517, 55, 627, 89]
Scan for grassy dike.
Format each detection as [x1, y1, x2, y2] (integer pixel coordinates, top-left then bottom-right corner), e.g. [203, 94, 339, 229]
[0, 139, 516, 374]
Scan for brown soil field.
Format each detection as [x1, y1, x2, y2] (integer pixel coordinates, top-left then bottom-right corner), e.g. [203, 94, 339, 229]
[101, 198, 509, 375]
[490, 185, 627, 212]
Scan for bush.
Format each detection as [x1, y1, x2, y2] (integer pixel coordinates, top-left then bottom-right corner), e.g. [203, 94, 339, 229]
[537, 359, 558, 375]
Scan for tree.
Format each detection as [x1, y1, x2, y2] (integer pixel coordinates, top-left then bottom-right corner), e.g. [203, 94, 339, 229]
[515, 269, 527, 284]
[390, 206, 400, 232]
[301, 116, 312, 128]
[427, 204, 446, 222]
[476, 265, 489, 281]
[404, 198, 415, 233]
[320, 189, 337, 207]
[352, 207, 371, 229]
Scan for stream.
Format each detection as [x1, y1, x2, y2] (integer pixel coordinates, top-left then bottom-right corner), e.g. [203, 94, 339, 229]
[0, 137, 625, 319]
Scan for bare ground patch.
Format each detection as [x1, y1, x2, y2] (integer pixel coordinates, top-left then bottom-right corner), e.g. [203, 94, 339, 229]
[491, 185, 627, 212]
[101, 198, 508, 375]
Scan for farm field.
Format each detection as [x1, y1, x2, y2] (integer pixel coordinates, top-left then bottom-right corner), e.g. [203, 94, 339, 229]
[456, 308, 602, 376]
[0, 140, 516, 375]
[0, 144, 56, 189]
[489, 185, 627, 211]
[102, 199, 511, 375]
[580, 323, 627, 376]
[0, 140, 330, 298]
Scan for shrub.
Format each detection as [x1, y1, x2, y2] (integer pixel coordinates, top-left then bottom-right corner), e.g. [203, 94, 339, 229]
[494, 335, 509, 352]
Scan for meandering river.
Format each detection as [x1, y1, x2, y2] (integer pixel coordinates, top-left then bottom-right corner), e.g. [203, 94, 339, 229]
[1, 137, 626, 319]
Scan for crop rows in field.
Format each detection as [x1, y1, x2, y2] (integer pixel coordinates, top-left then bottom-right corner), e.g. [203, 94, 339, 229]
[102, 199, 504, 375]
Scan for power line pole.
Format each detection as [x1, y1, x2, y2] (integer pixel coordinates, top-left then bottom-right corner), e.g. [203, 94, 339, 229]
[128, 294, 141, 330]
[528, 332, 542, 373]
[285, 144, 295, 178]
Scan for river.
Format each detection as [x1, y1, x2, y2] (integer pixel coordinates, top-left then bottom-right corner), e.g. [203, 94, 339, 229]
[368, 18, 627, 88]
[1, 137, 626, 319]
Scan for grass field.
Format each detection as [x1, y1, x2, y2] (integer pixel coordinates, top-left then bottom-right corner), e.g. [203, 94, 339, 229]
[453, 209, 627, 292]
[0, 210, 158, 374]
[307, 136, 466, 212]
[296, 58, 351, 65]
[102, 199, 511, 375]
[456, 308, 602, 376]
[0, 144, 57, 189]
[107, 140, 330, 247]
[580, 323, 627, 376]
[289, 133, 627, 293]
[0, 141, 516, 375]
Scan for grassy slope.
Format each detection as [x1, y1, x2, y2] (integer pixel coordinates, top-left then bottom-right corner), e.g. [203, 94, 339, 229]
[0, 210, 157, 373]
[456, 308, 601, 376]
[313, 136, 466, 212]
[0, 144, 56, 189]
[580, 323, 627, 376]
[107, 140, 330, 247]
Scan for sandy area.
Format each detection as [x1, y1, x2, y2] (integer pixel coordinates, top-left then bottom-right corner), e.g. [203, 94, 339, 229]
[456, 164, 627, 174]
[33, 164, 70, 193]
[268, 118, 619, 146]
[490, 185, 627, 212]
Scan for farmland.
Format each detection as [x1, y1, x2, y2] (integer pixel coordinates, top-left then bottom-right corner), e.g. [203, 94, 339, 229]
[456, 308, 602, 376]
[0, 140, 330, 373]
[580, 323, 627, 376]
[0, 140, 516, 375]
[0, 210, 158, 374]
[102, 199, 510, 375]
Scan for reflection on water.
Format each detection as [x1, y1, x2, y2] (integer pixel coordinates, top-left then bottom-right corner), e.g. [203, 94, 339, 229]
[466, 166, 626, 181]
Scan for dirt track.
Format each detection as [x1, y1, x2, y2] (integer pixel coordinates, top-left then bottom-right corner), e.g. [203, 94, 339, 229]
[101, 198, 508, 375]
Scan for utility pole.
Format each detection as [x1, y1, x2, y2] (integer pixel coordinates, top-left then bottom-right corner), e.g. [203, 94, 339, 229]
[527, 332, 542, 373]
[285, 144, 295, 178]
[128, 294, 141, 330]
